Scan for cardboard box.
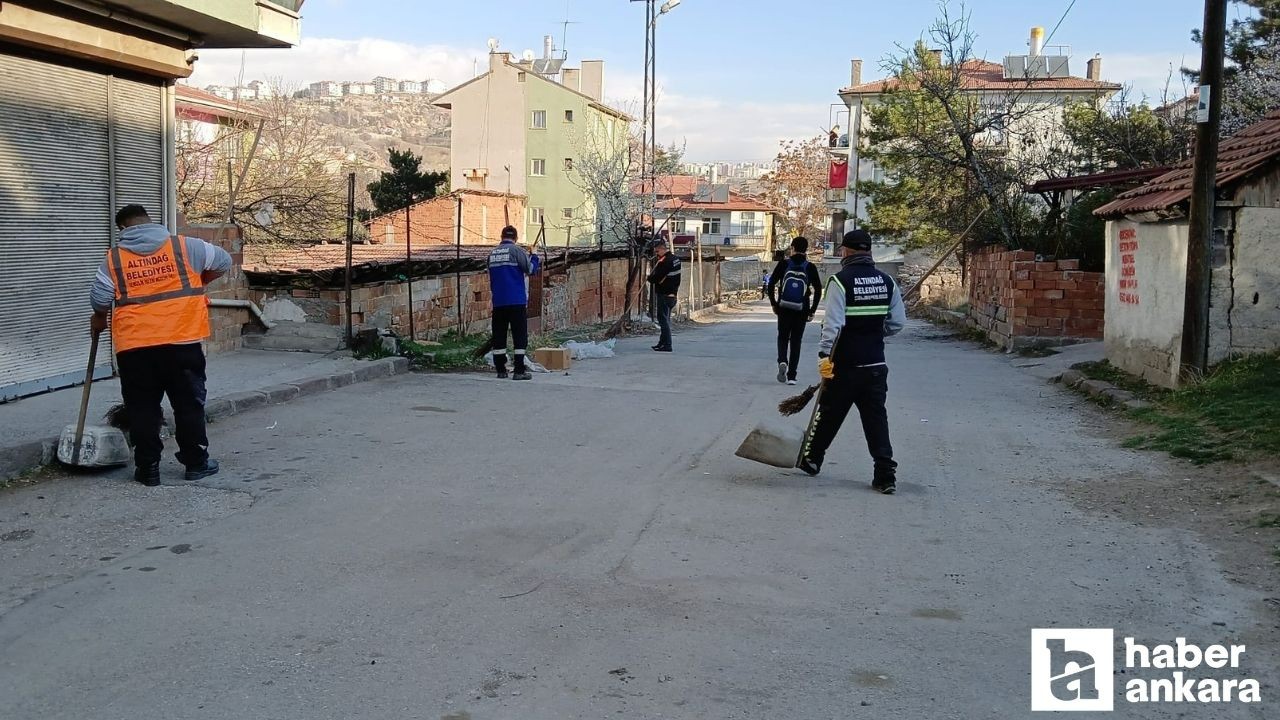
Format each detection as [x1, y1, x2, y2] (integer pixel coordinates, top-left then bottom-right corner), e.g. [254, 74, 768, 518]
[533, 347, 572, 371]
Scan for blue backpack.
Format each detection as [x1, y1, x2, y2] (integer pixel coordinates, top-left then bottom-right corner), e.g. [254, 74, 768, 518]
[778, 258, 810, 311]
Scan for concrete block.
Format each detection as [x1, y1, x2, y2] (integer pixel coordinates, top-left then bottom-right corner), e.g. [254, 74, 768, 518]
[385, 357, 410, 374]
[353, 361, 394, 382]
[290, 375, 334, 396]
[1079, 379, 1111, 397]
[261, 384, 302, 403]
[222, 390, 269, 413]
[328, 371, 357, 388]
[204, 398, 236, 421]
[1059, 369, 1087, 388]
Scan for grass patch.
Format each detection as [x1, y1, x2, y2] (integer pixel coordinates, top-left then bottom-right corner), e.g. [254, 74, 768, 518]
[1254, 513, 1280, 529]
[402, 330, 484, 371]
[1085, 353, 1280, 465]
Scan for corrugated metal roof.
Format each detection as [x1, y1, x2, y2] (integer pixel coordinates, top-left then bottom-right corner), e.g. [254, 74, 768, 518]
[242, 242, 631, 286]
[1028, 166, 1171, 194]
[1094, 108, 1280, 218]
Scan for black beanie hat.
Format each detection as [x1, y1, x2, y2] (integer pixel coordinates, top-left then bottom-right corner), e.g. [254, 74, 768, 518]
[842, 229, 873, 250]
[501, 225, 518, 240]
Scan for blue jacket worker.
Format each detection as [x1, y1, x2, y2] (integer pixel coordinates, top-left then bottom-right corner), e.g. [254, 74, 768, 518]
[798, 229, 906, 494]
[487, 225, 540, 380]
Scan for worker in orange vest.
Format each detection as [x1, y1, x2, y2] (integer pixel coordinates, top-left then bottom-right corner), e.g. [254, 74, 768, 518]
[90, 204, 231, 486]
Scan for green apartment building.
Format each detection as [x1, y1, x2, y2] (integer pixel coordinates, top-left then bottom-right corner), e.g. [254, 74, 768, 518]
[434, 50, 632, 246]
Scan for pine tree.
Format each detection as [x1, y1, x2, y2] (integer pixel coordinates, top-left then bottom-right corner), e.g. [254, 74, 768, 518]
[366, 148, 448, 215]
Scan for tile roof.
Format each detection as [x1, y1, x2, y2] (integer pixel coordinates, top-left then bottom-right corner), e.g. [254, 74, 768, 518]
[175, 85, 262, 122]
[1094, 108, 1280, 218]
[656, 191, 778, 213]
[634, 175, 701, 197]
[840, 59, 1121, 95]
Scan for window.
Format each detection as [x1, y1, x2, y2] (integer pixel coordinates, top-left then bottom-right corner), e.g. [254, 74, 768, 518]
[529, 207, 544, 224]
[517, 72, 527, 83]
[564, 109, 574, 122]
[701, 217, 721, 235]
[740, 212, 756, 220]
[669, 218, 686, 233]
[531, 158, 546, 176]
[563, 157, 574, 171]
[531, 110, 547, 129]
[562, 207, 574, 219]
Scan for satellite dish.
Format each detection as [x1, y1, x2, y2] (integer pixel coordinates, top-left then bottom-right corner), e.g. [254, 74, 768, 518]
[254, 203, 275, 227]
[486, 37, 500, 51]
[522, 49, 535, 62]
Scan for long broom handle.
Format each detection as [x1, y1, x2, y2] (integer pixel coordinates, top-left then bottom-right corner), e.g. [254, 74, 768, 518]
[71, 331, 101, 465]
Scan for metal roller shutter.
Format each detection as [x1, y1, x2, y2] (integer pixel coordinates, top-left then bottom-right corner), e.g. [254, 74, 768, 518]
[0, 55, 165, 401]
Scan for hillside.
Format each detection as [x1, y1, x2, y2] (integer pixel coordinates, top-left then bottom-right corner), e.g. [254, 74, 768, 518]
[298, 93, 452, 173]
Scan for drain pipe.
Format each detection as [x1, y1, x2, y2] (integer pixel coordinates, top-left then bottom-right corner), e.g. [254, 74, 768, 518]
[209, 299, 275, 330]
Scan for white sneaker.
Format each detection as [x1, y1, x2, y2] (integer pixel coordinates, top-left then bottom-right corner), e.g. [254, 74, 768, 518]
[787, 379, 797, 385]
[777, 361, 787, 383]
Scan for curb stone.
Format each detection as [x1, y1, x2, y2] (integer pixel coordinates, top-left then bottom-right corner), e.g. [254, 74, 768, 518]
[1054, 368, 1152, 411]
[2, 356, 409, 480]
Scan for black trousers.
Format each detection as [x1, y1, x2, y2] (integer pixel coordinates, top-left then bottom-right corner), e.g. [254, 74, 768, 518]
[116, 343, 209, 469]
[655, 295, 675, 348]
[491, 304, 529, 370]
[776, 310, 807, 379]
[802, 365, 896, 481]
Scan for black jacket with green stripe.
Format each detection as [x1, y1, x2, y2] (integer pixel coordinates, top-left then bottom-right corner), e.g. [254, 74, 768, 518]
[818, 256, 906, 367]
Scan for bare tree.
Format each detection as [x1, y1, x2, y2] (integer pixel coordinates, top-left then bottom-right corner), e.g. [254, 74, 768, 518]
[567, 113, 650, 335]
[758, 135, 830, 240]
[177, 84, 347, 245]
[865, 1, 1061, 249]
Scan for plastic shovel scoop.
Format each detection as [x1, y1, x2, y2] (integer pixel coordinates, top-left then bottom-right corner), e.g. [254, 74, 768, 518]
[734, 417, 804, 468]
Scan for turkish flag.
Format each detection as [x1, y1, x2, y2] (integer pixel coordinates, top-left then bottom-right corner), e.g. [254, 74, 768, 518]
[829, 158, 849, 189]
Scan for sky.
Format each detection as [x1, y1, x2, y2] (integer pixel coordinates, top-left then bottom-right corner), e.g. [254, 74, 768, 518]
[191, 0, 1217, 162]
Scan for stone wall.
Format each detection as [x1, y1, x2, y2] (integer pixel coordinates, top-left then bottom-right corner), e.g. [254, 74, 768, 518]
[181, 223, 252, 355]
[967, 248, 1105, 351]
[247, 257, 632, 341]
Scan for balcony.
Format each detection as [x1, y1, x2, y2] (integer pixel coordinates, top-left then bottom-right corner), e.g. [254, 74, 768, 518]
[122, 1, 302, 48]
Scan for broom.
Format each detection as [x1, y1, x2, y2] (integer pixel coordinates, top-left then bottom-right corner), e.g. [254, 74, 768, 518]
[778, 383, 820, 416]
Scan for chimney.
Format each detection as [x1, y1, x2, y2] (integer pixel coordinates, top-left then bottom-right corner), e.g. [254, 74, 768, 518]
[543, 34, 555, 60]
[929, 48, 942, 65]
[851, 58, 862, 87]
[1086, 54, 1102, 81]
[489, 51, 510, 74]
[1029, 26, 1045, 56]
[561, 67, 581, 92]
[580, 59, 604, 101]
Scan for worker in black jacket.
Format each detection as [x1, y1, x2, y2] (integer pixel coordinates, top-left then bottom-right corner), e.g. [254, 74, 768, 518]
[799, 229, 906, 494]
[767, 236, 822, 385]
[647, 238, 681, 352]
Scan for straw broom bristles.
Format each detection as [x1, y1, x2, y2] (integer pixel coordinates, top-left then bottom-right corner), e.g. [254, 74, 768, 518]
[778, 383, 820, 416]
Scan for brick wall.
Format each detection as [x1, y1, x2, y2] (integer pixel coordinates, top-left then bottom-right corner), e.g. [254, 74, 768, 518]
[967, 248, 1105, 350]
[181, 223, 252, 355]
[366, 190, 525, 246]
[247, 257, 631, 341]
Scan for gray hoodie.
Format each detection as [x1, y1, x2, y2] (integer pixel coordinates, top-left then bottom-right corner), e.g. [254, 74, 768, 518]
[90, 224, 232, 312]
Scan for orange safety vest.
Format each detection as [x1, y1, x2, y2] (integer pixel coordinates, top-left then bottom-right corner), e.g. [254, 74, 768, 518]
[105, 235, 210, 353]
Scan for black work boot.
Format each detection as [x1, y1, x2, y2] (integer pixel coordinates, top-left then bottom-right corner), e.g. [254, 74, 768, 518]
[134, 461, 161, 487]
[512, 360, 531, 381]
[797, 455, 821, 476]
[184, 459, 220, 481]
[494, 355, 508, 379]
[872, 467, 897, 495]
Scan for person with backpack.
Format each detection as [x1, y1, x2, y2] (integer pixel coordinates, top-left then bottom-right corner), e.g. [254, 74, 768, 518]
[767, 236, 822, 385]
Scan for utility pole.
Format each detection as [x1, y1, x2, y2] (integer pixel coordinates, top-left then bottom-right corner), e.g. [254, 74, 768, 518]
[344, 172, 355, 347]
[405, 191, 415, 341]
[1182, 0, 1226, 379]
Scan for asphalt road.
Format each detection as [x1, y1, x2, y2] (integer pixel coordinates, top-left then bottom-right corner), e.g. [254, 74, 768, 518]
[0, 304, 1273, 719]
